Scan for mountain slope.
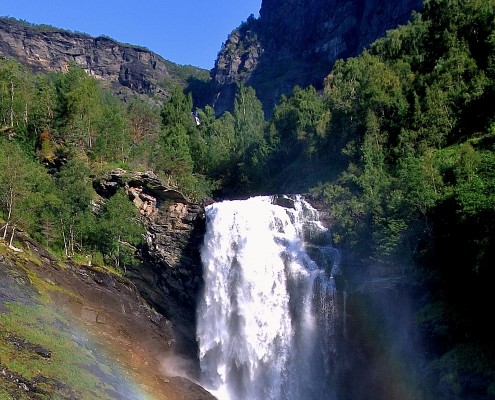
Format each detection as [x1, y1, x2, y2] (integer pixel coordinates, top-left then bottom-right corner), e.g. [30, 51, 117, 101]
[211, 0, 422, 115]
[0, 229, 215, 399]
[0, 17, 210, 104]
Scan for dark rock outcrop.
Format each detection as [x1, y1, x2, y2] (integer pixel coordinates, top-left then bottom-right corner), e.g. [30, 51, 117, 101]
[211, 0, 423, 115]
[0, 18, 209, 104]
[93, 169, 205, 362]
[133, 200, 205, 360]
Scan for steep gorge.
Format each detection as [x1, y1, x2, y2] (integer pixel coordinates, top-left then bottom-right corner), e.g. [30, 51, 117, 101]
[0, 1, 440, 399]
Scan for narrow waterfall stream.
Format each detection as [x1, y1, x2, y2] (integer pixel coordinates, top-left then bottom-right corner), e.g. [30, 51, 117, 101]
[197, 195, 342, 400]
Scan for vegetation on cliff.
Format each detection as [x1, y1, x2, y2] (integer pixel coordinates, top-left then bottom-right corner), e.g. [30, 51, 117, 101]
[277, 0, 494, 398]
[0, 230, 214, 399]
[0, 52, 268, 269]
[1, 0, 494, 398]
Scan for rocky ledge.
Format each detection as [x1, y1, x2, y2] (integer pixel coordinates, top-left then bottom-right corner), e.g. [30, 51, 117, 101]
[94, 169, 207, 362]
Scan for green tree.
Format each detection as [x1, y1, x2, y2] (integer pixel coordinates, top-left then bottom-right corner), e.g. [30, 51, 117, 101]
[0, 58, 38, 150]
[127, 98, 161, 168]
[55, 65, 102, 150]
[454, 144, 495, 218]
[206, 108, 237, 180]
[233, 84, 265, 155]
[154, 87, 216, 200]
[155, 87, 195, 182]
[97, 189, 144, 272]
[0, 139, 31, 245]
[232, 84, 268, 187]
[160, 86, 193, 128]
[31, 74, 57, 135]
[0, 138, 58, 248]
[54, 155, 94, 257]
[93, 95, 132, 164]
[156, 124, 194, 181]
[270, 85, 330, 163]
[359, 110, 390, 212]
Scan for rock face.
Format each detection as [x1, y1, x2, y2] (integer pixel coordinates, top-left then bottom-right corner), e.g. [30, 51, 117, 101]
[0, 231, 216, 399]
[93, 169, 206, 361]
[132, 198, 206, 360]
[211, 0, 422, 115]
[0, 18, 208, 103]
[1, 1, 422, 116]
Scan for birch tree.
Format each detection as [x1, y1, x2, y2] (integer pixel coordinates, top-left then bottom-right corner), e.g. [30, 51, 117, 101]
[54, 156, 93, 257]
[97, 189, 144, 272]
[0, 140, 28, 246]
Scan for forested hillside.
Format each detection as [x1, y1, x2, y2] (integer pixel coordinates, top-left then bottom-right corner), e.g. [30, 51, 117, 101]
[306, 0, 495, 397]
[1, 0, 494, 398]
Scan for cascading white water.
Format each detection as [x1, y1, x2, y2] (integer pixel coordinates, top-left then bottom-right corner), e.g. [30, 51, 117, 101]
[197, 195, 340, 400]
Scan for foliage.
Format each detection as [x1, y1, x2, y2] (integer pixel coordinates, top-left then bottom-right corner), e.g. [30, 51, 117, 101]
[191, 106, 236, 189]
[309, 1, 495, 398]
[0, 59, 42, 150]
[0, 59, 219, 267]
[93, 93, 132, 164]
[54, 64, 103, 151]
[0, 138, 58, 248]
[1, 2, 495, 396]
[95, 189, 144, 271]
[312, 0, 495, 258]
[269, 85, 330, 163]
[52, 155, 94, 257]
[125, 97, 161, 169]
[231, 84, 269, 192]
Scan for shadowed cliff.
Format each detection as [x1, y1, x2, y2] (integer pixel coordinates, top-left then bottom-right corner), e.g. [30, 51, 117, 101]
[210, 0, 422, 115]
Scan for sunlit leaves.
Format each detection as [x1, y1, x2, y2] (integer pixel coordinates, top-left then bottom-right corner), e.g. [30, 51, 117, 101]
[96, 188, 144, 271]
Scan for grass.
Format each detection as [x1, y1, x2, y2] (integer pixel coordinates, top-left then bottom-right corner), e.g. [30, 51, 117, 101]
[0, 239, 144, 399]
[0, 301, 120, 399]
[4, 243, 80, 303]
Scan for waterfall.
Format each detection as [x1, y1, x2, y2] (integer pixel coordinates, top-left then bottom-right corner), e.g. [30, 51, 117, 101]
[197, 195, 341, 400]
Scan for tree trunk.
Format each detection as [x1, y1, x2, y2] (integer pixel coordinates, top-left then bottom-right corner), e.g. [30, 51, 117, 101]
[116, 235, 121, 271]
[8, 224, 16, 248]
[60, 217, 69, 257]
[2, 222, 8, 240]
[3, 187, 14, 240]
[69, 224, 75, 257]
[10, 79, 14, 128]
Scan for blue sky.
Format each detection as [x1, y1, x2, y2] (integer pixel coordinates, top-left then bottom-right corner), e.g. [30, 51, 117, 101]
[1, 1, 262, 70]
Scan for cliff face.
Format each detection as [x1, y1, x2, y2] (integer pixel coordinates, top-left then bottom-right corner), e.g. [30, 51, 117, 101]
[93, 169, 207, 361]
[1, 1, 422, 116]
[211, 0, 422, 115]
[0, 18, 209, 103]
